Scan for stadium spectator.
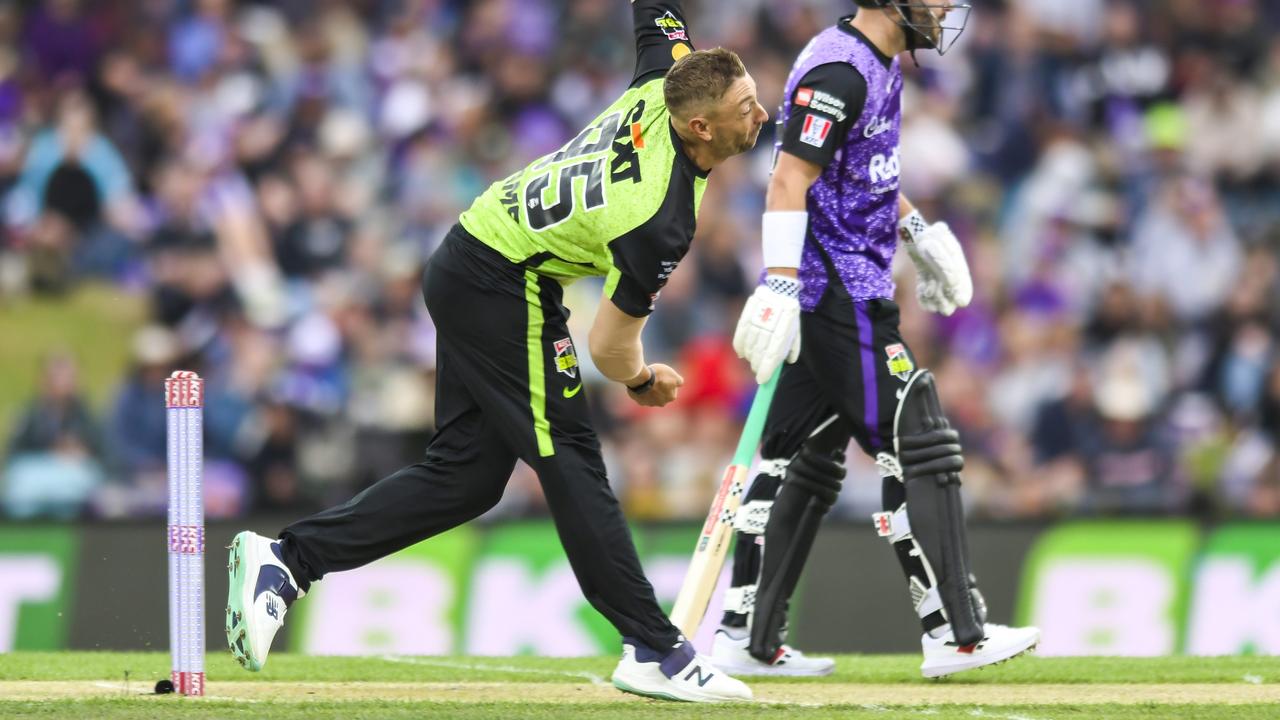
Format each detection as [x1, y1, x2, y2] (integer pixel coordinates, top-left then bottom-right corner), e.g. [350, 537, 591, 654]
[1, 0, 1278, 521]
[2, 353, 105, 518]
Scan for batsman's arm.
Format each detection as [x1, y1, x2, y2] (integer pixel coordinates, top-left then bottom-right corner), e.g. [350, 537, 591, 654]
[763, 151, 823, 279]
[763, 62, 867, 277]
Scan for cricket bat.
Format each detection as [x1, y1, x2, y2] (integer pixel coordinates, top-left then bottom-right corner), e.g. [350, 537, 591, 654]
[668, 367, 781, 639]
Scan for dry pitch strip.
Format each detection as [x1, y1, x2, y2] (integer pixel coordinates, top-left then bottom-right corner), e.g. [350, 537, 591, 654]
[1, 653, 1278, 719]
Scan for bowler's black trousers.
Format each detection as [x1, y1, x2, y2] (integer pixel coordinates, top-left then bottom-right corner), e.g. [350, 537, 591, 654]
[279, 225, 680, 650]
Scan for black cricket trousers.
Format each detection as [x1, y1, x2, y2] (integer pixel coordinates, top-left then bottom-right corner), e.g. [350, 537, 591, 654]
[278, 225, 681, 651]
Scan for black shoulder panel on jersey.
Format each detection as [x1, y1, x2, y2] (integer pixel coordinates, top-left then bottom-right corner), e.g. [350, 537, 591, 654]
[631, 0, 694, 87]
[780, 61, 868, 170]
[605, 130, 698, 317]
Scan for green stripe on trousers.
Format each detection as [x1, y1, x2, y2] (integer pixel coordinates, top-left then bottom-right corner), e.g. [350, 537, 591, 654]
[524, 270, 555, 457]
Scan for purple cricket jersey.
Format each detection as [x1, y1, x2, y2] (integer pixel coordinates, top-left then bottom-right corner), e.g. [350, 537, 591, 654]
[777, 26, 903, 310]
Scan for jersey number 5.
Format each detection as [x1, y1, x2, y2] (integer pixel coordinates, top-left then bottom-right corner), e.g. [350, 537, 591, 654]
[525, 159, 606, 231]
[524, 112, 623, 231]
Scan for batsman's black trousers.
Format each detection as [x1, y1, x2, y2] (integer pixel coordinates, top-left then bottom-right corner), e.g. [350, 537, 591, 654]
[761, 293, 916, 461]
[280, 225, 681, 651]
[723, 277, 920, 627]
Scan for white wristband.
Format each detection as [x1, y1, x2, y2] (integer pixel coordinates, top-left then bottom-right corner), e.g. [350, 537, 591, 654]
[898, 210, 927, 244]
[762, 210, 808, 269]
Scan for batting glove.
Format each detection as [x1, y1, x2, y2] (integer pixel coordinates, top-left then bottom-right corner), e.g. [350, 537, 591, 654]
[733, 275, 802, 385]
[901, 215, 973, 313]
[916, 276, 958, 316]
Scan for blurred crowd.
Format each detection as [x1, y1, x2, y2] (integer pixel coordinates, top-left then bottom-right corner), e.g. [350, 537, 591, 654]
[2, 0, 1279, 523]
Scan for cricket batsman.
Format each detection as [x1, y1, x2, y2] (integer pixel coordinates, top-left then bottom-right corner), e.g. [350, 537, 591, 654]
[713, 0, 1040, 678]
[224, 0, 767, 702]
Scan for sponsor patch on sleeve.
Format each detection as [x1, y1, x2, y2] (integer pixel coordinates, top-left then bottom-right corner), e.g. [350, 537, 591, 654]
[794, 87, 814, 107]
[799, 113, 833, 148]
[654, 11, 688, 41]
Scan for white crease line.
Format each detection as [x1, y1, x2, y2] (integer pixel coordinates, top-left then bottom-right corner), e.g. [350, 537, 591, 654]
[757, 699, 829, 709]
[88, 680, 260, 703]
[970, 708, 1051, 720]
[379, 655, 609, 687]
[762, 698, 1050, 720]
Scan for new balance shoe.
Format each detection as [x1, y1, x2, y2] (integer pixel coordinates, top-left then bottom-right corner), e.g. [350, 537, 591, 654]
[612, 638, 752, 703]
[711, 627, 835, 676]
[920, 623, 1040, 678]
[226, 531, 303, 671]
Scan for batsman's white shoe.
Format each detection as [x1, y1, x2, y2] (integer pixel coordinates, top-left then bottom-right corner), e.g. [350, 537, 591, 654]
[612, 639, 752, 703]
[920, 623, 1040, 678]
[711, 628, 835, 676]
[226, 531, 303, 671]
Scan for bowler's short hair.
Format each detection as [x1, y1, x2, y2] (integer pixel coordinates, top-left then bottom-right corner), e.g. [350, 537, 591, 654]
[663, 47, 747, 120]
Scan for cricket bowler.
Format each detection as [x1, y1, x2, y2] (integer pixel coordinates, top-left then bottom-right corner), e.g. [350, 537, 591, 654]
[225, 0, 767, 702]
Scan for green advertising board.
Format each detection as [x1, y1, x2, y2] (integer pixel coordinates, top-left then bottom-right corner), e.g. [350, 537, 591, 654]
[466, 522, 619, 655]
[290, 525, 478, 655]
[1017, 520, 1198, 655]
[0, 525, 78, 651]
[1187, 524, 1280, 655]
[10, 519, 1280, 655]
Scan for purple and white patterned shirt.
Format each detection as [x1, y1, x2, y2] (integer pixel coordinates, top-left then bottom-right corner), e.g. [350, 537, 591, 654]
[775, 19, 903, 310]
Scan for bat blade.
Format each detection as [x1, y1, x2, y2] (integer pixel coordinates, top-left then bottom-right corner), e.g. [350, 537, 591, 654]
[668, 368, 781, 640]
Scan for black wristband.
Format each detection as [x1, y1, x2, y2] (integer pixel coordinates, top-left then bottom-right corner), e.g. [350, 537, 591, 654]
[627, 366, 656, 394]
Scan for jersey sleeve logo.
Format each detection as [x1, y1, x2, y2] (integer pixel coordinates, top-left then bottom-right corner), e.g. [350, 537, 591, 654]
[655, 11, 688, 41]
[800, 114, 833, 148]
[794, 87, 813, 107]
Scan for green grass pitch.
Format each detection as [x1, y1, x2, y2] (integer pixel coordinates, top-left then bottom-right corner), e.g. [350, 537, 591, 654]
[2, 653, 1278, 718]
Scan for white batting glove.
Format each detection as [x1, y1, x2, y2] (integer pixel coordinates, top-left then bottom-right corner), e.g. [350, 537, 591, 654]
[901, 215, 973, 313]
[733, 275, 802, 385]
[916, 277, 958, 316]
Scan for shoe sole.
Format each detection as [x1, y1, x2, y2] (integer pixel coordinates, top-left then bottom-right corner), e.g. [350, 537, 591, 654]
[612, 678, 687, 702]
[225, 531, 263, 672]
[921, 636, 1040, 679]
[611, 670, 751, 703]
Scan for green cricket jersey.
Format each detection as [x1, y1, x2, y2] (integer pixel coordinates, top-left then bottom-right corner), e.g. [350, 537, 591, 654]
[459, 1, 707, 318]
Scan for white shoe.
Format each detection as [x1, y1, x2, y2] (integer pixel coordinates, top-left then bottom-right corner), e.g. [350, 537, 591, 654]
[612, 639, 752, 703]
[711, 628, 835, 676]
[920, 623, 1040, 678]
[226, 531, 304, 671]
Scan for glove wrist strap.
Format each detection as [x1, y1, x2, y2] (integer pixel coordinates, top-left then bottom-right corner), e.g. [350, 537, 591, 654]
[898, 210, 928, 244]
[764, 274, 801, 299]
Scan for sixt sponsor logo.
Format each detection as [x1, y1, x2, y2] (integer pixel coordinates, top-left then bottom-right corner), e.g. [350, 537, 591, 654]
[655, 11, 687, 41]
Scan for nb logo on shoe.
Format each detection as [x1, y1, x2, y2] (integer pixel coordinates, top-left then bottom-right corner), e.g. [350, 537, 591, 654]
[265, 597, 280, 620]
[683, 665, 715, 687]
